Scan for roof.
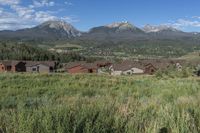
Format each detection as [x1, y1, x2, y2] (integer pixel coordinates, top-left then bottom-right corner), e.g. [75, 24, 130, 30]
[25, 61, 56, 67]
[122, 60, 145, 69]
[112, 61, 145, 71]
[82, 63, 98, 69]
[65, 61, 98, 69]
[0, 61, 25, 66]
[112, 64, 133, 71]
[111, 59, 186, 71]
[0, 60, 56, 67]
[140, 59, 185, 69]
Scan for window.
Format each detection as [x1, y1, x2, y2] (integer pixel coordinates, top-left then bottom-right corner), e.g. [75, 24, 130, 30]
[32, 68, 37, 72]
[6, 66, 12, 71]
[89, 69, 93, 73]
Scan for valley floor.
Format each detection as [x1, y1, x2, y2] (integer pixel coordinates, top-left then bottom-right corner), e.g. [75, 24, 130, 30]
[0, 73, 200, 132]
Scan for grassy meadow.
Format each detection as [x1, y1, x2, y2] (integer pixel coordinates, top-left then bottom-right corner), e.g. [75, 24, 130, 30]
[0, 73, 200, 133]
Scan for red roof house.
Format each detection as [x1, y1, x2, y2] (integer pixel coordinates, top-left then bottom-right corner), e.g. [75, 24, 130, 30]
[65, 61, 98, 74]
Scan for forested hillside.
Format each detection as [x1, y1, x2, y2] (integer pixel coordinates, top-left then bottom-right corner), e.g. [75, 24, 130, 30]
[0, 41, 85, 62]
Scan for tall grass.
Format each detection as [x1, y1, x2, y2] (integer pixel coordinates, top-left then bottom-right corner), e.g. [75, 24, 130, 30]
[0, 73, 200, 132]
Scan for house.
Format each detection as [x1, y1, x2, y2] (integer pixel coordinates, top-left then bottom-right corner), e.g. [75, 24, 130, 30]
[122, 60, 158, 75]
[0, 61, 26, 72]
[109, 61, 145, 76]
[0, 60, 56, 73]
[65, 61, 98, 74]
[140, 59, 185, 72]
[144, 63, 157, 75]
[26, 61, 56, 73]
[109, 59, 181, 76]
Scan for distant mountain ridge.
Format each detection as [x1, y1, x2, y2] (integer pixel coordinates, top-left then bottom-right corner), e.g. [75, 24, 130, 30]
[0, 20, 199, 42]
[1, 20, 200, 58]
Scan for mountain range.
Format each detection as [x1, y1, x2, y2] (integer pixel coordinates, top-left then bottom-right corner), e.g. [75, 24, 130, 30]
[0, 20, 200, 57]
[0, 20, 199, 41]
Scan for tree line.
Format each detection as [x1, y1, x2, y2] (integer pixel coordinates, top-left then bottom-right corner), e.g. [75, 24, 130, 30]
[0, 42, 85, 63]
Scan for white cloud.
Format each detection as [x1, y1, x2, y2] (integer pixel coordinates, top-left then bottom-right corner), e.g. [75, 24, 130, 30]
[0, 10, 35, 30]
[49, 1, 55, 6]
[30, 0, 55, 8]
[192, 16, 200, 19]
[11, 5, 35, 19]
[64, 1, 73, 6]
[0, 0, 20, 6]
[177, 19, 200, 27]
[167, 19, 200, 30]
[0, 0, 77, 30]
[35, 11, 57, 22]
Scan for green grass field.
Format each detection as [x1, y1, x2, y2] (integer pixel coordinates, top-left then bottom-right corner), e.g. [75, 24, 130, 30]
[179, 51, 200, 61]
[0, 73, 200, 133]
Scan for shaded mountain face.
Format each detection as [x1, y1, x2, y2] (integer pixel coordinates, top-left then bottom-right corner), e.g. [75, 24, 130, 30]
[0, 20, 81, 40]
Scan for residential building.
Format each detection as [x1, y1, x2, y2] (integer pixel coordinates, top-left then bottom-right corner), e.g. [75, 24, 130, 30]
[26, 61, 56, 73]
[0, 61, 26, 72]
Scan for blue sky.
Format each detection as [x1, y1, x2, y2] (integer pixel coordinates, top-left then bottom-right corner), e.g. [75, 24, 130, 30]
[0, 0, 200, 32]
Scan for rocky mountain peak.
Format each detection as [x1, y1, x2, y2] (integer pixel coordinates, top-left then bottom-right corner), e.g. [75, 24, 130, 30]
[106, 21, 136, 30]
[37, 20, 81, 37]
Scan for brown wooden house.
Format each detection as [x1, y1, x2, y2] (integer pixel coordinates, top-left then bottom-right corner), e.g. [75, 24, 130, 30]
[0, 61, 26, 72]
[144, 63, 157, 75]
[65, 61, 98, 74]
